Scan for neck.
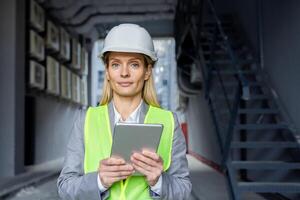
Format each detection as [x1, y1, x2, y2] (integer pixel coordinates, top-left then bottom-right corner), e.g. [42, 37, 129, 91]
[112, 94, 142, 120]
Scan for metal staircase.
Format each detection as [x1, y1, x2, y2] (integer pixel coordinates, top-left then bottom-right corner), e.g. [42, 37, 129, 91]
[175, 0, 300, 199]
[199, 2, 300, 200]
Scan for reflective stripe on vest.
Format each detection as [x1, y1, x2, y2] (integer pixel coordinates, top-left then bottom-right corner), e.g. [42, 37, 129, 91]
[84, 104, 174, 200]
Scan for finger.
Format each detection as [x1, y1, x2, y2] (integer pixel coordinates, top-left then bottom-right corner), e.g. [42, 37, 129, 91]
[132, 163, 151, 177]
[131, 156, 155, 172]
[131, 153, 159, 167]
[104, 176, 129, 184]
[101, 170, 134, 178]
[101, 157, 126, 166]
[101, 164, 134, 172]
[142, 150, 161, 161]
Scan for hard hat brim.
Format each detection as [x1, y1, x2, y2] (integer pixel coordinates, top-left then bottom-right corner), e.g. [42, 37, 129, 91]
[99, 46, 158, 62]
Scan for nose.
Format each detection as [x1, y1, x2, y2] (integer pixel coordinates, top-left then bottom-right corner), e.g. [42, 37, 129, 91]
[120, 65, 129, 77]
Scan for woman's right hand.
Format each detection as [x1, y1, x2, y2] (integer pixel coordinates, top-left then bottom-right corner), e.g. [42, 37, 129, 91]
[98, 157, 135, 188]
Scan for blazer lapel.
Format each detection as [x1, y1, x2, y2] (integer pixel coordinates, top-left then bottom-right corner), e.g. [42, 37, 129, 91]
[139, 101, 149, 123]
[107, 101, 115, 136]
[107, 100, 149, 136]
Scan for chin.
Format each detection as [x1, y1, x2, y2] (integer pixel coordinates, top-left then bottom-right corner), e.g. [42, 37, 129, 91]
[117, 92, 138, 97]
[114, 89, 142, 98]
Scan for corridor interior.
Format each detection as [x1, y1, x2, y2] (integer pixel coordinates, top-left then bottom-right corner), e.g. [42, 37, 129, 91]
[1, 0, 300, 200]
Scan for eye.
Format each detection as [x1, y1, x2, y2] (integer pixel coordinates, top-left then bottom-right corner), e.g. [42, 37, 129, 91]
[111, 63, 120, 69]
[130, 63, 139, 69]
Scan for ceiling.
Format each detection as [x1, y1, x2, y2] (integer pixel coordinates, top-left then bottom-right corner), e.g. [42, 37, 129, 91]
[38, 0, 178, 41]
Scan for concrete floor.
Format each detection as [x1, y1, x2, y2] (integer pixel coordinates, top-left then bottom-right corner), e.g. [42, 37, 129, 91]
[187, 155, 230, 200]
[4, 155, 266, 200]
[5, 178, 59, 200]
[187, 155, 266, 200]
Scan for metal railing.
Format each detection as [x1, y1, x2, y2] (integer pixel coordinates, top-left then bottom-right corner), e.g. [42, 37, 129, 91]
[202, 0, 250, 166]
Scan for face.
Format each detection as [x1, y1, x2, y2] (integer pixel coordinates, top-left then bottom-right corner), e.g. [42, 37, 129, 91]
[106, 52, 151, 98]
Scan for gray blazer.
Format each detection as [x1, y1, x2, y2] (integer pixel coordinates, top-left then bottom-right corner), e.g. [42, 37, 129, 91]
[57, 101, 192, 200]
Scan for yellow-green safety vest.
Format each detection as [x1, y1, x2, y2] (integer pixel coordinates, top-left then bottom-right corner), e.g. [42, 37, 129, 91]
[84, 104, 174, 200]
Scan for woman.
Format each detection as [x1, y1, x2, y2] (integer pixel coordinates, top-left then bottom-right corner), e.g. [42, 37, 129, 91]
[57, 23, 191, 200]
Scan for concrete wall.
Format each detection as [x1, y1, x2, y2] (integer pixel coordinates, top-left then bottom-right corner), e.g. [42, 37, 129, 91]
[214, 0, 300, 133]
[0, 0, 84, 177]
[187, 94, 222, 164]
[262, 0, 300, 133]
[34, 97, 81, 164]
[0, 0, 25, 177]
[233, 0, 300, 133]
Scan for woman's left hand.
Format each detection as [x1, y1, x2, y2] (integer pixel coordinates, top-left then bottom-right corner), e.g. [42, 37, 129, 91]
[130, 149, 163, 186]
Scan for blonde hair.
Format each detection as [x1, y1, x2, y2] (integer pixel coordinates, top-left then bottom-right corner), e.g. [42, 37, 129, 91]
[99, 53, 160, 108]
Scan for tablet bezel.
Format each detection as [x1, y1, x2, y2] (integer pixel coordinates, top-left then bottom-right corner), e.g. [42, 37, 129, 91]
[110, 122, 163, 175]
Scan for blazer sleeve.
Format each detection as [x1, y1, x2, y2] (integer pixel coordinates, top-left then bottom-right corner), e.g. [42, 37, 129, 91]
[160, 112, 192, 200]
[57, 109, 105, 200]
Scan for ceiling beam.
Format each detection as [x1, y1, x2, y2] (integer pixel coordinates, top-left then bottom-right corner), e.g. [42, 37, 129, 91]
[49, 0, 175, 19]
[70, 13, 174, 34]
[63, 5, 175, 25]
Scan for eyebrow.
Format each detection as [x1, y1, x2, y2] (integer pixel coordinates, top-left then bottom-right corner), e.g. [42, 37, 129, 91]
[110, 57, 142, 61]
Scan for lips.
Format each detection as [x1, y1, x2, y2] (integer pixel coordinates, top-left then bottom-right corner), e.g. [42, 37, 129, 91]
[118, 82, 133, 87]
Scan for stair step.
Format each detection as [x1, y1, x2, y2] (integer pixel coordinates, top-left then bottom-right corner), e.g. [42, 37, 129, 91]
[231, 141, 300, 148]
[222, 81, 262, 87]
[204, 22, 233, 28]
[201, 41, 225, 46]
[203, 45, 249, 51]
[231, 161, 300, 170]
[238, 108, 278, 114]
[205, 59, 255, 66]
[211, 69, 256, 75]
[238, 182, 300, 193]
[203, 49, 248, 56]
[215, 94, 268, 100]
[235, 123, 288, 130]
[201, 36, 242, 44]
[203, 50, 227, 55]
[248, 94, 269, 100]
[203, 26, 233, 32]
[204, 18, 233, 25]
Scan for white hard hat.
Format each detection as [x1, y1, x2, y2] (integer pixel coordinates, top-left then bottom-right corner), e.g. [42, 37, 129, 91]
[100, 23, 157, 61]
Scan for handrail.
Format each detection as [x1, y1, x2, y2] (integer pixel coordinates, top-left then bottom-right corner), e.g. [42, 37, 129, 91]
[200, 0, 252, 165]
[205, 0, 250, 100]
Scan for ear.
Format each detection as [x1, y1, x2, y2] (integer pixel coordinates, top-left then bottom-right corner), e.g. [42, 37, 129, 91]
[144, 65, 152, 80]
[105, 69, 110, 81]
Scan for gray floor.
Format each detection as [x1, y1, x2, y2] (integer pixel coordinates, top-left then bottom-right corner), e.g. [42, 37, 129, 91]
[4, 155, 265, 200]
[187, 155, 230, 200]
[187, 155, 266, 200]
[4, 179, 60, 200]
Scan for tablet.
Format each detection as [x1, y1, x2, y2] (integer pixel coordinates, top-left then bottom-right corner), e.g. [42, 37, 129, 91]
[111, 122, 163, 175]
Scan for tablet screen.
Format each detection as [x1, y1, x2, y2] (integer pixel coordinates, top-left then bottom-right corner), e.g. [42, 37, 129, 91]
[110, 122, 163, 174]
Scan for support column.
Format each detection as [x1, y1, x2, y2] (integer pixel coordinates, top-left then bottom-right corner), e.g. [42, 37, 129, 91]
[0, 0, 25, 177]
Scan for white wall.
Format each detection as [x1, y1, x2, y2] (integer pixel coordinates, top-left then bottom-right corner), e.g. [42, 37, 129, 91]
[229, 0, 300, 134]
[187, 94, 222, 164]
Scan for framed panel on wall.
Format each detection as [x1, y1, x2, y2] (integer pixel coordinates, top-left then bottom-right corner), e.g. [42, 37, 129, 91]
[71, 73, 80, 103]
[30, 30, 45, 61]
[59, 27, 71, 61]
[80, 77, 88, 106]
[60, 65, 71, 100]
[81, 48, 89, 75]
[46, 20, 59, 52]
[30, 0, 45, 32]
[71, 38, 81, 70]
[29, 60, 45, 90]
[46, 56, 60, 95]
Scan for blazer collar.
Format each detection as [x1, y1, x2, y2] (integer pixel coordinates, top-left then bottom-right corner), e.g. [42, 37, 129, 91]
[107, 100, 149, 134]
